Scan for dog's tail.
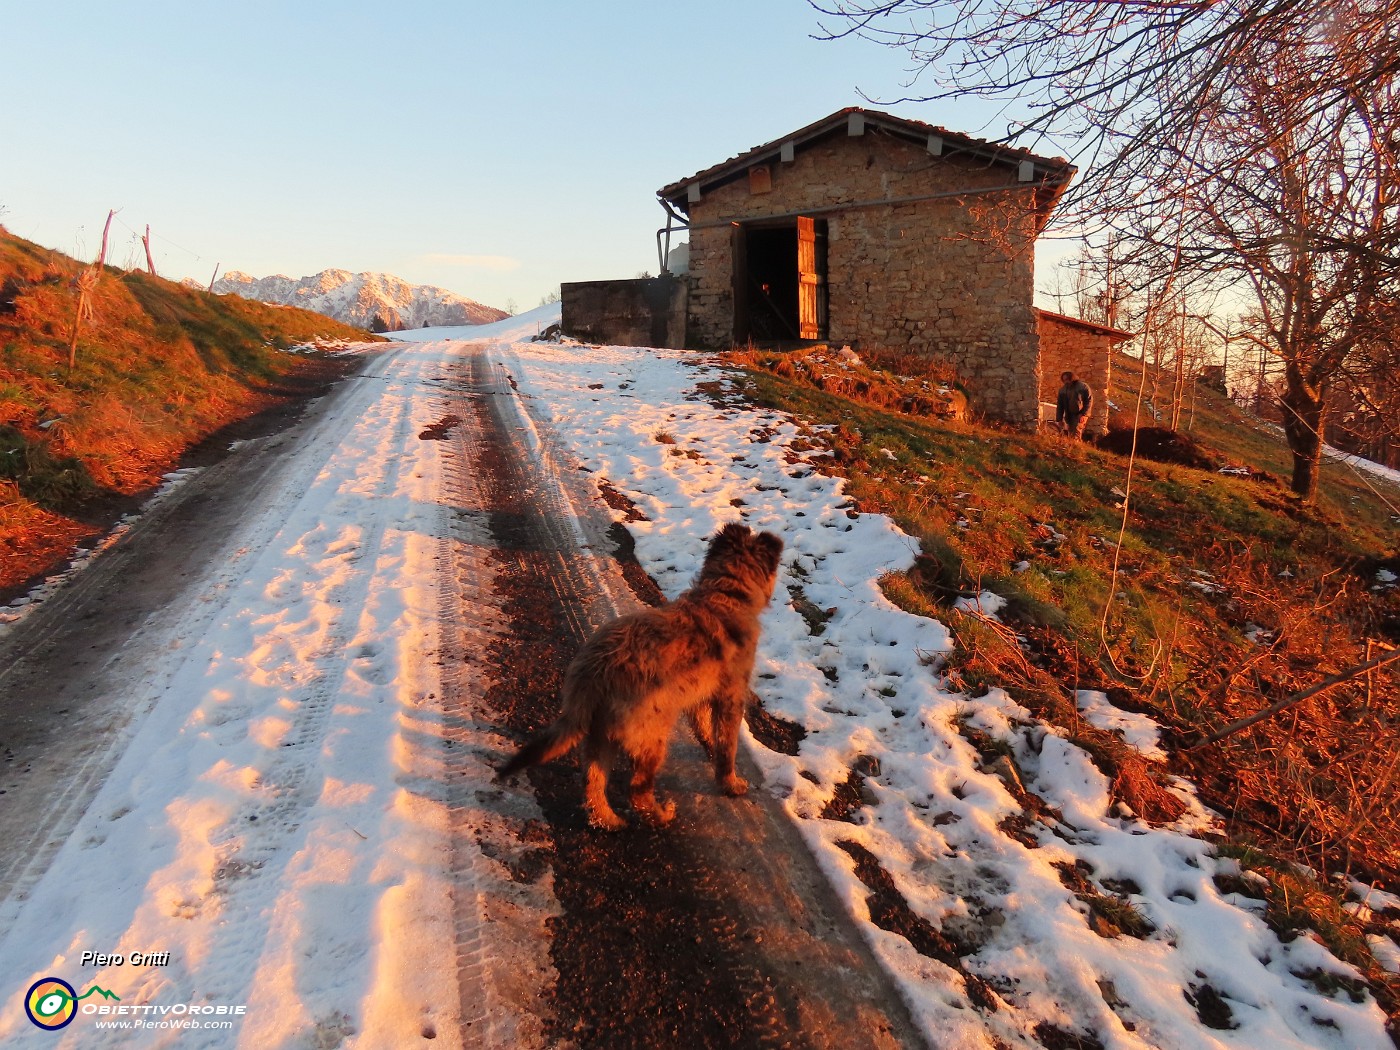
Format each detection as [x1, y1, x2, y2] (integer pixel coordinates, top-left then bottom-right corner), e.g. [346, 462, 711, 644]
[496, 714, 586, 780]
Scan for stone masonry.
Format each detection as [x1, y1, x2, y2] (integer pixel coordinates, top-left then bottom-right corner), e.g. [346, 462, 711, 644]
[561, 277, 688, 350]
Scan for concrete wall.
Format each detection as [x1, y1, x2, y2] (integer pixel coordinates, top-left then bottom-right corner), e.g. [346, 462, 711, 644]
[561, 276, 688, 349]
[684, 129, 1043, 426]
[1036, 313, 1114, 435]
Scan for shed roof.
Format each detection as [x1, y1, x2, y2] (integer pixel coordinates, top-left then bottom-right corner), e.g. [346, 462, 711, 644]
[1035, 307, 1136, 343]
[658, 107, 1076, 226]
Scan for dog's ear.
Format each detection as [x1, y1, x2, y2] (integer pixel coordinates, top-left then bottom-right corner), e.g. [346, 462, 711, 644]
[754, 532, 783, 574]
[709, 522, 750, 556]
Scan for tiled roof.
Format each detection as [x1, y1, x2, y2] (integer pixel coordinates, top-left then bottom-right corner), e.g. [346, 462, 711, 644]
[1035, 307, 1136, 342]
[657, 107, 1074, 204]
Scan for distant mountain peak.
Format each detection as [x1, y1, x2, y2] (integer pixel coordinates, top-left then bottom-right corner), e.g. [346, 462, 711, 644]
[212, 268, 508, 331]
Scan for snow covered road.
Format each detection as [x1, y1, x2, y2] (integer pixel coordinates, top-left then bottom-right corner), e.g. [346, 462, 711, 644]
[1, 340, 478, 1047]
[1, 318, 1393, 1049]
[0, 331, 921, 1048]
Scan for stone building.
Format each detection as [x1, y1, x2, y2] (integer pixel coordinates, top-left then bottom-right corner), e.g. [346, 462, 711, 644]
[1034, 309, 1135, 434]
[656, 108, 1100, 427]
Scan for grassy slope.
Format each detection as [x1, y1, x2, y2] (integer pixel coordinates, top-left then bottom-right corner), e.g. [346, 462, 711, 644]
[0, 227, 377, 595]
[1107, 350, 1399, 538]
[729, 345, 1400, 1012]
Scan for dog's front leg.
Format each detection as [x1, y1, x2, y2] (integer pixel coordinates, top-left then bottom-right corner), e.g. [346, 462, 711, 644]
[710, 686, 749, 797]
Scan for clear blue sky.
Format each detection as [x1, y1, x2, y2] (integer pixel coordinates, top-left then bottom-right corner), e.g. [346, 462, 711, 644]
[1, 1, 1067, 312]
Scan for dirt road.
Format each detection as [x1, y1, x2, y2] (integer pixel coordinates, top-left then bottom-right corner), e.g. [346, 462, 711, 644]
[0, 340, 926, 1048]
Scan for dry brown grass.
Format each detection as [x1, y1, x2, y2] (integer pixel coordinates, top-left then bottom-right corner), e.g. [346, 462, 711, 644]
[724, 354, 1400, 1017]
[0, 226, 375, 595]
[726, 345, 969, 422]
[1163, 551, 1400, 881]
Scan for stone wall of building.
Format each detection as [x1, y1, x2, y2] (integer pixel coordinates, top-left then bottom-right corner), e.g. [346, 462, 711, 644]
[683, 129, 1044, 425]
[561, 276, 688, 349]
[1036, 313, 1115, 435]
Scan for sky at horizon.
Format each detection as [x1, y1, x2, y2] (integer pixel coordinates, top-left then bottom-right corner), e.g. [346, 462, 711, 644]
[2, 2, 1078, 312]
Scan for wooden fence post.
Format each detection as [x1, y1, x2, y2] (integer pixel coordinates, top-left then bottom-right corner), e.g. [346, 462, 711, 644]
[97, 209, 116, 271]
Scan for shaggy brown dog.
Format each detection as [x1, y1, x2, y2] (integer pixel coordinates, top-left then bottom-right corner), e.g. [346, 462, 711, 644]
[497, 522, 783, 830]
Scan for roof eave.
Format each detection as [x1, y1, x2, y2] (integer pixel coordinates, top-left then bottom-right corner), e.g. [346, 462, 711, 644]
[1035, 307, 1136, 342]
[657, 107, 1075, 209]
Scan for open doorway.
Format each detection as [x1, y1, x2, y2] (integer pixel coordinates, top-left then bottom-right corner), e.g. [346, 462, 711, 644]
[732, 216, 827, 344]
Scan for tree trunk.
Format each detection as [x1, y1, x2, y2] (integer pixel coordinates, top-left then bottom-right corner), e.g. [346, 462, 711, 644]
[1281, 365, 1325, 501]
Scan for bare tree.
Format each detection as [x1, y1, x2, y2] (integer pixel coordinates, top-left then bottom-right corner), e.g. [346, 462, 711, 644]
[811, 1, 1399, 210]
[1330, 300, 1400, 467]
[813, 0, 1400, 498]
[1045, 238, 1132, 332]
[1156, 60, 1400, 497]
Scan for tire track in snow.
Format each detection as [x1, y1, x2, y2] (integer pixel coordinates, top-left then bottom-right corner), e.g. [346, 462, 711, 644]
[461, 342, 930, 1050]
[0, 346, 480, 1050]
[0, 352, 395, 933]
[48, 352, 430, 1050]
[0, 465, 285, 919]
[433, 345, 563, 1049]
[3, 342, 566, 1050]
[180, 350, 454, 1047]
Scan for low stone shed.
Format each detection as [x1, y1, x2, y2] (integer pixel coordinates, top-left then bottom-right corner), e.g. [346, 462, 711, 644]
[1035, 308, 1135, 434]
[559, 276, 687, 349]
[655, 107, 1120, 428]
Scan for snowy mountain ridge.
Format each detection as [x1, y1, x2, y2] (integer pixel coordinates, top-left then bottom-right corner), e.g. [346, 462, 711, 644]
[213, 268, 508, 332]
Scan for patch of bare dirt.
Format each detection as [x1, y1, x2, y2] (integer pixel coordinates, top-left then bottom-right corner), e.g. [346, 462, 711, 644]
[596, 477, 650, 522]
[418, 414, 462, 440]
[835, 839, 1000, 1014]
[820, 756, 881, 822]
[745, 692, 807, 756]
[1095, 426, 1220, 471]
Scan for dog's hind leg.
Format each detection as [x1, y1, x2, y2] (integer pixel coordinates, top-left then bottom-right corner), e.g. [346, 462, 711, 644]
[686, 703, 716, 759]
[628, 738, 677, 826]
[710, 687, 750, 797]
[580, 734, 626, 831]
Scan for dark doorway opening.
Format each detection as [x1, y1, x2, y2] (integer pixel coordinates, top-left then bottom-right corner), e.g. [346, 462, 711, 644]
[733, 217, 827, 345]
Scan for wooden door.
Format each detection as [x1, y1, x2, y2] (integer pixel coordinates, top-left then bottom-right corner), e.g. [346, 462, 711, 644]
[797, 216, 820, 340]
[731, 223, 749, 343]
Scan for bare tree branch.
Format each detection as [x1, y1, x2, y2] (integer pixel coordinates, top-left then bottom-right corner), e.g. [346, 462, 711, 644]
[813, 0, 1400, 498]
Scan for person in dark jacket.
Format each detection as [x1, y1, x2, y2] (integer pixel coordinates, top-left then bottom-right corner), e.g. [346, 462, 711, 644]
[1056, 371, 1092, 439]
